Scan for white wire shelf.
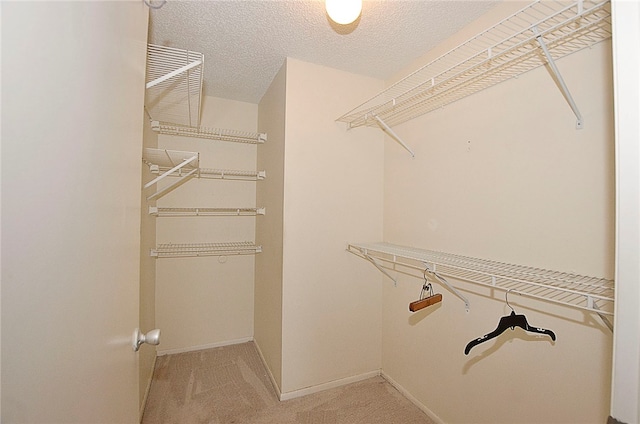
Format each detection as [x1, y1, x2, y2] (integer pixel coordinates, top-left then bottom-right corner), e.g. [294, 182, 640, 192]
[151, 121, 267, 144]
[183, 167, 266, 181]
[347, 242, 614, 318]
[149, 206, 266, 217]
[151, 241, 262, 258]
[142, 147, 265, 200]
[337, 0, 611, 130]
[145, 44, 204, 127]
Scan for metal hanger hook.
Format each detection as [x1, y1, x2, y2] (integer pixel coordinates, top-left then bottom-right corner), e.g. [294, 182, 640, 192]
[421, 268, 433, 299]
[505, 289, 515, 313]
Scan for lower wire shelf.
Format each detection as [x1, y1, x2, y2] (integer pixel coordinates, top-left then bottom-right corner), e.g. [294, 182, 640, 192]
[149, 206, 266, 217]
[348, 242, 614, 321]
[151, 241, 262, 258]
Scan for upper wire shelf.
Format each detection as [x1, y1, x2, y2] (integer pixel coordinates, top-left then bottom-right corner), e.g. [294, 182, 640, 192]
[151, 121, 267, 145]
[336, 0, 611, 129]
[348, 242, 614, 319]
[145, 44, 204, 128]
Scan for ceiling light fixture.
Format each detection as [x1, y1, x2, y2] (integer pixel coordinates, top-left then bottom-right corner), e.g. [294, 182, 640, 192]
[326, 0, 362, 25]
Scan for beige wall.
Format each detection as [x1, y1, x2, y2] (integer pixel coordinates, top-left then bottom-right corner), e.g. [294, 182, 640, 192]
[279, 58, 385, 395]
[255, 63, 287, 391]
[152, 96, 258, 353]
[379, 3, 615, 423]
[256, 59, 386, 397]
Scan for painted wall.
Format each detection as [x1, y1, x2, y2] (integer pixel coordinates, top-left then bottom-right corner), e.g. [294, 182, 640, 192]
[152, 96, 258, 353]
[379, 3, 615, 423]
[255, 63, 287, 391]
[279, 59, 385, 396]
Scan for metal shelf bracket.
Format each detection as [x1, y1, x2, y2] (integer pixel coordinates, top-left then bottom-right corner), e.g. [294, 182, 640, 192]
[361, 250, 398, 286]
[423, 262, 471, 312]
[533, 26, 584, 129]
[373, 114, 415, 158]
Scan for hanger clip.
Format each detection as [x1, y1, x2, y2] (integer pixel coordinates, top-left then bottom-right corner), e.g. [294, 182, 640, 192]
[409, 281, 442, 312]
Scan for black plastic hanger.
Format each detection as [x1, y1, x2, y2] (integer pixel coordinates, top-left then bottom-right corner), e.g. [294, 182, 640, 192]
[464, 291, 556, 355]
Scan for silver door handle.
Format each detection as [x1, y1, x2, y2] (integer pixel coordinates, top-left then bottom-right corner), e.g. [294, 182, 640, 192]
[132, 328, 160, 352]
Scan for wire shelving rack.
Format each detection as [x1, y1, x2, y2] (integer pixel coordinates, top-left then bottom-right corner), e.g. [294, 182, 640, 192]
[337, 0, 611, 132]
[151, 241, 262, 258]
[145, 44, 204, 128]
[348, 242, 614, 326]
[151, 121, 266, 144]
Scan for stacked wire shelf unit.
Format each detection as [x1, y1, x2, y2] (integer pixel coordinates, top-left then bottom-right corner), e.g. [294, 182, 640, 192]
[337, 0, 611, 131]
[348, 242, 614, 327]
[144, 125, 265, 259]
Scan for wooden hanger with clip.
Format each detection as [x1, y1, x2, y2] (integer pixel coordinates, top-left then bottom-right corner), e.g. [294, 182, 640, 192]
[409, 269, 443, 312]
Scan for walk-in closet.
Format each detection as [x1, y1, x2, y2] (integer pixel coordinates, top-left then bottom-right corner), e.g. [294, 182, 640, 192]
[2, 1, 638, 423]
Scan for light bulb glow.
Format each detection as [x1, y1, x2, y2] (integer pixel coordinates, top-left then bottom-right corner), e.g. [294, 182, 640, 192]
[326, 0, 362, 25]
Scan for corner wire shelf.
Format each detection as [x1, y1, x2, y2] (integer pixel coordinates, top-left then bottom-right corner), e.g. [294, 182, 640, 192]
[336, 0, 612, 155]
[142, 148, 266, 201]
[151, 121, 267, 145]
[347, 242, 614, 330]
[149, 206, 266, 217]
[151, 241, 262, 258]
[145, 44, 204, 128]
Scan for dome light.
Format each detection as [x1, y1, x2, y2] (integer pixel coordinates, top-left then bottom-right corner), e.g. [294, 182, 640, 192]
[326, 0, 362, 25]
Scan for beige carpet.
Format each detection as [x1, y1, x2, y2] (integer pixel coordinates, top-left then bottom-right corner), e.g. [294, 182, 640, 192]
[142, 342, 435, 424]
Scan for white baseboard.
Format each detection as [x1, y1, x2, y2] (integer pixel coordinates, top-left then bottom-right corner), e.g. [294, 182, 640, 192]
[253, 340, 283, 399]
[280, 370, 382, 401]
[381, 371, 445, 424]
[156, 336, 254, 356]
[252, 340, 382, 402]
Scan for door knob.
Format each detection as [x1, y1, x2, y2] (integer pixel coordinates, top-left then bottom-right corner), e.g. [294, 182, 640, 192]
[132, 328, 160, 352]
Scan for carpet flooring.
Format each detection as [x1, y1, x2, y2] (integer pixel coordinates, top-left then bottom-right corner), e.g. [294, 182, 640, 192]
[142, 342, 435, 424]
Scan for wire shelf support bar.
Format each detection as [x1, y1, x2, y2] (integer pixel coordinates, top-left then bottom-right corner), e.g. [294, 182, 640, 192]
[142, 148, 200, 200]
[423, 262, 471, 312]
[143, 154, 199, 189]
[533, 26, 583, 129]
[146, 59, 203, 89]
[360, 252, 398, 286]
[373, 114, 415, 158]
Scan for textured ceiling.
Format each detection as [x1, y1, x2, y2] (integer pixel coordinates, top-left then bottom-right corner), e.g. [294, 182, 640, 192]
[148, 1, 498, 104]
